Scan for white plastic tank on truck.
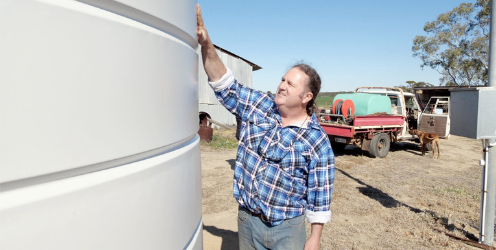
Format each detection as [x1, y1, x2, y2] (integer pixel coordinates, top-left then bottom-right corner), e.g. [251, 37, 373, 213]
[0, 0, 202, 249]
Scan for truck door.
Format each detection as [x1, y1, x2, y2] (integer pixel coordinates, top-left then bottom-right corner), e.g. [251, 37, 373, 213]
[418, 97, 450, 138]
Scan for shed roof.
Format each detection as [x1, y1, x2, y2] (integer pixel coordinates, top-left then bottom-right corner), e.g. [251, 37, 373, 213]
[214, 44, 262, 71]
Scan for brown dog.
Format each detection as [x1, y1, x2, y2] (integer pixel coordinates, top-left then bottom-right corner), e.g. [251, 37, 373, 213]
[409, 129, 440, 159]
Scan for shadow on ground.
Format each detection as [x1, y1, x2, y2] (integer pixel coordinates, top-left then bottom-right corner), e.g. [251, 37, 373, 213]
[332, 141, 423, 157]
[390, 141, 422, 156]
[332, 145, 366, 157]
[336, 168, 478, 241]
[226, 159, 236, 170]
[203, 225, 239, 250]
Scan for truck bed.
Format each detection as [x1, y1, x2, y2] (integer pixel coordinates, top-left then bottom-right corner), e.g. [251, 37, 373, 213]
[320, 115, 405, 138]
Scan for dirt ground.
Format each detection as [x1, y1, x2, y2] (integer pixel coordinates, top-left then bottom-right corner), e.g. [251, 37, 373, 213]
[201, 130, 490, 250]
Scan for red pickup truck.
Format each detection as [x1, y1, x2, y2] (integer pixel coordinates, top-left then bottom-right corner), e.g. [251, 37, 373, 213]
[319, 87, 420, 158]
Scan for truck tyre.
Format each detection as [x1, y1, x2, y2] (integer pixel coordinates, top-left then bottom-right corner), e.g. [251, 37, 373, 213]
[331, 142, 346, 152]
[369, 133, 390, 158]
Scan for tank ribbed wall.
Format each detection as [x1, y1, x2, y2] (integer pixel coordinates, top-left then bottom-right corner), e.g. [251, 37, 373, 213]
[0, 0, 202, 249]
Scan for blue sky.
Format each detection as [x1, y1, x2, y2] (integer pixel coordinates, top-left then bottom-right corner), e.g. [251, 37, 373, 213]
[197, 0, 469, 93]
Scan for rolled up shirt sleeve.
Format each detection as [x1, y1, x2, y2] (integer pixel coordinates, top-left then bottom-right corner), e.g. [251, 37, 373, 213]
[208, 68, 234, 92]
[208, 67, 273, 120]
[306, 210, 331, 224]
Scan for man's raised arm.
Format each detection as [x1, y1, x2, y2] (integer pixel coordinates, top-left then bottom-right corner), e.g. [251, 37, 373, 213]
[197, 4, 226, 82]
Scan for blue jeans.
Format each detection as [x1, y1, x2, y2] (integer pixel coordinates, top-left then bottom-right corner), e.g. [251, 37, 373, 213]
[238, 207, 306, 250]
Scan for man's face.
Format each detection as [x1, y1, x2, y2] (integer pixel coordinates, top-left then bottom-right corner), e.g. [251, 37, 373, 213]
[274, 67, 311, 111]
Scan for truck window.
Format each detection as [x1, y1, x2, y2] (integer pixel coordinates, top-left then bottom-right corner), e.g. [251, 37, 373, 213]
[423, 98, 449, 114]
[405, 96, 418, 110]
[388, 96, 403, 115]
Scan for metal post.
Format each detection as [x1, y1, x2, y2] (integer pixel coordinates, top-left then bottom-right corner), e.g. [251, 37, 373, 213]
[480, 0, 496, 246]
[490, 0, 496, 89]
[480, 139, 495, 245]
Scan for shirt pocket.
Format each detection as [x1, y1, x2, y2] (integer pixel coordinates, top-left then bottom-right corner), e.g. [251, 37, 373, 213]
[244, 112, 274, 150]
[286, 142, 312, 179]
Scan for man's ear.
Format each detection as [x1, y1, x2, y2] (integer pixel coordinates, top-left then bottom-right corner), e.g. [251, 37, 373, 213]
[302, 92, 313, 104]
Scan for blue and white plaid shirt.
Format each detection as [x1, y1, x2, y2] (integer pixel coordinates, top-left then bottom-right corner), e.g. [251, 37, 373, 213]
[210, 69, 335, 226]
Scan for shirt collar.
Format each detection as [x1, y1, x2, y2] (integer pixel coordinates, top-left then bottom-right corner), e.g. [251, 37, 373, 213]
[307, 113, 323, 130]
[288, 117, 309, 129]
[273, 110, 321, 130]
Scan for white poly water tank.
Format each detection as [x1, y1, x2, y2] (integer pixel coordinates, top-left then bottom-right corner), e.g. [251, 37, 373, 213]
[0, 0, 202, 249]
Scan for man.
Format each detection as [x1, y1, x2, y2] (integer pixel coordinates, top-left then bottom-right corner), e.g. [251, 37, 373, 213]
[197, 4, 335, 250]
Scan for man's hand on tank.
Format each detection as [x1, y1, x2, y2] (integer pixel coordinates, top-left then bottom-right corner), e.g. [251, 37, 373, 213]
[196, 4, 210, 46]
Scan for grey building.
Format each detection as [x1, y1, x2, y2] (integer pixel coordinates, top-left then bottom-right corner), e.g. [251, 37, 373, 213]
[198, 45, 261, 126]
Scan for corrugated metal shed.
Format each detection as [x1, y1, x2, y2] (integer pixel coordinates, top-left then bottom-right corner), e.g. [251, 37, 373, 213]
[198, 45, 261, 126]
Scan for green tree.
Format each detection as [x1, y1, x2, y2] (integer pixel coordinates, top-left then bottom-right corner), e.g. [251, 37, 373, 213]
[396, 81, 434, 92]
[412, 0, 490, 87]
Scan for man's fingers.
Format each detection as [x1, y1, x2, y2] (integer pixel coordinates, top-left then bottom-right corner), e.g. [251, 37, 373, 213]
[196, 3, 210, 45]
[196, 4, 204, 28]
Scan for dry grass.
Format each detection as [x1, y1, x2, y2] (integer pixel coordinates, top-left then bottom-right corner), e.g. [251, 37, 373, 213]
[314, 138, 483, 249]
[200, 128, 238, 150]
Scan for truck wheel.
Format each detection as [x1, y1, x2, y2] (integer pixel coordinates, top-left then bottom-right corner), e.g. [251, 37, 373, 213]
[369, 133, 390, 158]
[331, 142, 346, 152]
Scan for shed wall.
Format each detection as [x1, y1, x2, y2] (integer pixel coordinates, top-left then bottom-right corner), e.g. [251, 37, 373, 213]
[198, 47, 253, 126]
